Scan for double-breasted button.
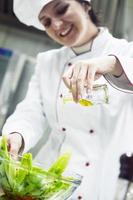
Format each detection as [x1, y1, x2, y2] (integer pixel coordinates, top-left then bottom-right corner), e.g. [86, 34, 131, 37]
[60, 94, 63, 98]
[78, 195, 82, 199]
[62, 127, 66, 131]
[68, 62, 72, 66]
[89, 129, 94, 134]
[85, 162, 90, 167]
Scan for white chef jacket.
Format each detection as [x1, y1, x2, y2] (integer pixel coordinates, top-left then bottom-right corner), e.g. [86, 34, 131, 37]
[2, 28, 133, 200]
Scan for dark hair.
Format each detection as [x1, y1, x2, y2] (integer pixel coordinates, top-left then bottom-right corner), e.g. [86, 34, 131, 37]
[75, 0, 100, 26]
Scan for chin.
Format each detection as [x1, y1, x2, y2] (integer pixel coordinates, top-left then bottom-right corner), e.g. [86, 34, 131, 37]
[64, 36, 80, 47]
[69, 36, 84, 47]
[69, 41, 81, 48]
[57, 39, 76, 47]
[58, 29, 80, 47]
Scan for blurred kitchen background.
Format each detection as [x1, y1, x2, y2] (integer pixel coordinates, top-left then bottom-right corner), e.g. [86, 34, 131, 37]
[0, 0, 133, 135]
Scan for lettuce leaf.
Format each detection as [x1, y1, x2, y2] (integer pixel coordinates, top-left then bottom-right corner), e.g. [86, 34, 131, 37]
[0, 137, 75, 200]
[48, 153, 71, 176]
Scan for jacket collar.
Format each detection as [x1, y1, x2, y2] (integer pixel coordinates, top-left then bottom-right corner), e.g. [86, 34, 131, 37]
[64, 27, 113, 59]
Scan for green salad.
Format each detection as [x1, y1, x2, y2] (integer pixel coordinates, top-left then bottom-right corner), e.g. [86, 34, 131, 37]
[0, 136, 75, 200]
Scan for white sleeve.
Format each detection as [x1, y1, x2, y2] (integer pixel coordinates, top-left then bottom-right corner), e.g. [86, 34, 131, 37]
[104, 56, 133, 93]
[104, 41, 133, 93]
[2, 54, 49, 153]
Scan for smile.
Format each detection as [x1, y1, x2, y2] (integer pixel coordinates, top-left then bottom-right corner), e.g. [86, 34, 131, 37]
[60, 25, 73, 37]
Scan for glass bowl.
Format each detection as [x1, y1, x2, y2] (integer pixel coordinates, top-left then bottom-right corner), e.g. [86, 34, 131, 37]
[0, 152, 82, 200]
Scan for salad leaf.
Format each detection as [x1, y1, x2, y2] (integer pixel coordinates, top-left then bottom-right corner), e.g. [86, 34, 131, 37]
[0, 137, 16, 190]
[0, 137, 79, 200]
[0, 136, 9, 159]
[0, 195, 8, 200]
[15, 153, 32, 185]
[48, 153, 71, 176]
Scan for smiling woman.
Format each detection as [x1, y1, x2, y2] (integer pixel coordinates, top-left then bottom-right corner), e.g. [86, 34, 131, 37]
[38, 0, 99, 47]
[2, 0, 133, 200]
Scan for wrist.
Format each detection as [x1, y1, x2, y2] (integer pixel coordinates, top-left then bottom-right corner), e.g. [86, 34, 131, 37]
[108, 55, 123, 77]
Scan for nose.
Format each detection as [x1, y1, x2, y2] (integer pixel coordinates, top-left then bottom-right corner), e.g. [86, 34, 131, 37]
[52, 18, 63, 30]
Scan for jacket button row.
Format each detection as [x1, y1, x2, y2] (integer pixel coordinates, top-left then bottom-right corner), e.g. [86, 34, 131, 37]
[85, 162, 90, 167]
[78, 196, 82, 199]
[89, 129, 94, 134]
[62, 127, 66, 131]
[68, 62, 72, 66]
[60, 94, 63, 98]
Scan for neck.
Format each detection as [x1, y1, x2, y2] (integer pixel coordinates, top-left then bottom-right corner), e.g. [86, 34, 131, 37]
[73, 25, 99, 48]
[72, 27, 100, 55]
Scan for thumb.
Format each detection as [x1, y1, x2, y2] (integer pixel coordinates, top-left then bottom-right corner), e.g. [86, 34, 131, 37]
[8, 141, 20, 160]
[94, 73, 102, 81]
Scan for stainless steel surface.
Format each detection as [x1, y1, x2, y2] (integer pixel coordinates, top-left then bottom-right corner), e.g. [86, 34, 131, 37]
[7, 56, 36, 116]
[0, 52, 36, 134]
[93, 0, 127, 38]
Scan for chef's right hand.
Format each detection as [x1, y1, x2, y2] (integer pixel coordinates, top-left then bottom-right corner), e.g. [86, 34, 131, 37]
[62, 56, 123, 102]
[6, 133, 23, 159]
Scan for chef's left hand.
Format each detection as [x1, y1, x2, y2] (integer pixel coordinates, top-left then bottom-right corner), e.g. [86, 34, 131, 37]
[62, 56, 123, 102]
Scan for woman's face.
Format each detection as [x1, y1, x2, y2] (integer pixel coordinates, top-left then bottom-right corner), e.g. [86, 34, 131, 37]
[39, 0, 98, 47]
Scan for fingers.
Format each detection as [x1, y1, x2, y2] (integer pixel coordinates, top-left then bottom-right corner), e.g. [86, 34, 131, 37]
[7, 133, 22, 160]
[63, 63, 87, 102]
[62, 60, 100, 103]
[69, 63, 81, 102]
[76, 66, 87, 101]
[86, 66, 96, 91]
[63, 67, 73, 89]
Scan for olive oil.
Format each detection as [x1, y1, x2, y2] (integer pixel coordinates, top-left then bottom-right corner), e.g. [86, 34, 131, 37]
[63, 84, 109, 106]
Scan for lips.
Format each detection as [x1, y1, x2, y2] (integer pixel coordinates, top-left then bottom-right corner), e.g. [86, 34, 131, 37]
[59, 25, 73, 37]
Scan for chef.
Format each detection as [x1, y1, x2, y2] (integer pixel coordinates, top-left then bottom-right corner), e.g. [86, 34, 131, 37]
[2, 0, 133, 199]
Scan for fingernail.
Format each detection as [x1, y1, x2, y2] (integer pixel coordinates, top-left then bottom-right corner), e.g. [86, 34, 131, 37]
[90, 85, 93, 90]
[78, 95, 82, 100]
[74, 98, 78, 103]
[87, 89, 91, 93]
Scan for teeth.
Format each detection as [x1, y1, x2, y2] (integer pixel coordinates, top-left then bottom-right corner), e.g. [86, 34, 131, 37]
[61, 29, 69, 36]
[60, 26, 72, 36]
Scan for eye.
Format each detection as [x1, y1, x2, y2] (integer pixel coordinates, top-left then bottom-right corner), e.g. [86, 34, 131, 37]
[56, 4, 69, 16]
[42, 18, 51, 28]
